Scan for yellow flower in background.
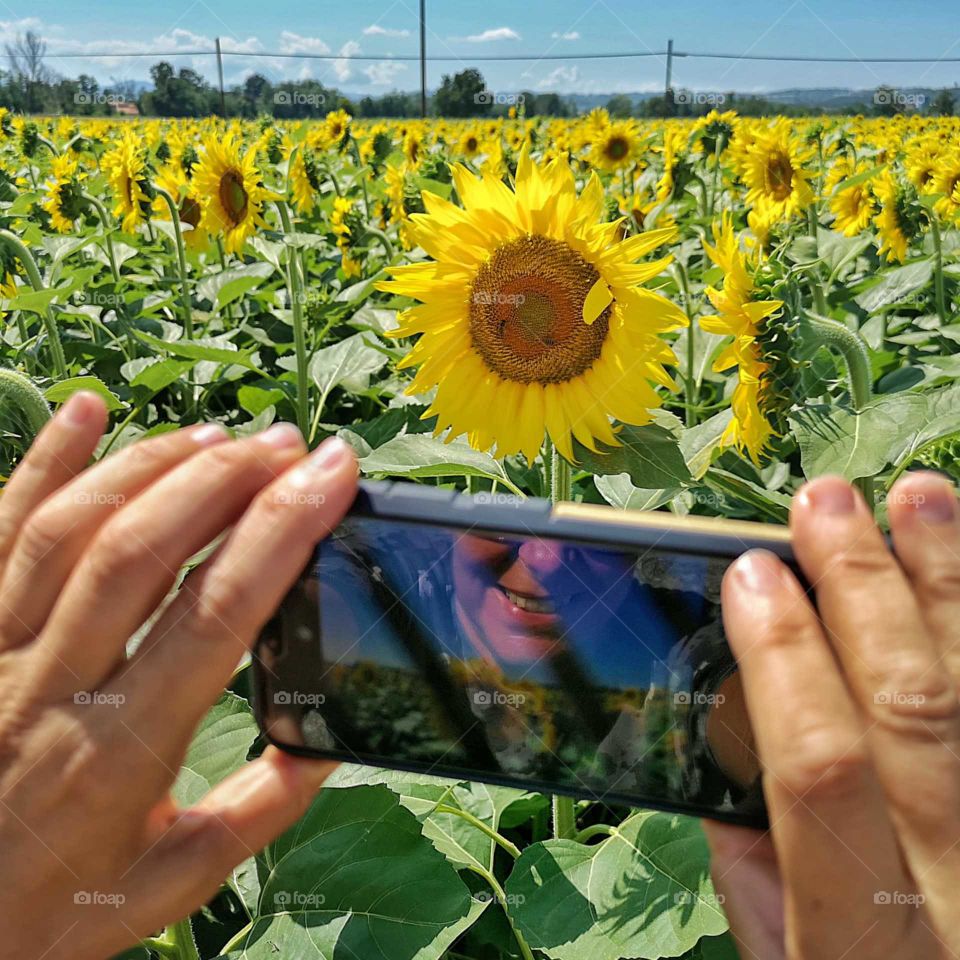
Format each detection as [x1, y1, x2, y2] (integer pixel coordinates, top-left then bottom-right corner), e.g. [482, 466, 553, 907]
[741, 119, 815, 221]
[43, 153, 87, 233]
[656, 127, 688, 203]
[826, 160, 878, 237]
[290, 147, 323, 214]
[331, 196, 362, 278]
[874, 171, 923, 263]
[932, 152, 960, 222]
[590, 119, 642, 173]
[701, 212, 783, 462]
[153, 161, 207, 251]
[323, 109, 351, 146]
[377, 146, 686, 463]
[103, 130, 152, 233]
[194, 133, 268, 254]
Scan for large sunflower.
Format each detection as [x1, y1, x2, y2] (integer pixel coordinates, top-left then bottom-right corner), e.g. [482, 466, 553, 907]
[741, 119, 815, 222]
[376, 147, 686, 463]
[194, 134, 268, 255]
[43, 153, 87, 233]
[701, 212, 784, 463]
[103, 130, 152, 233]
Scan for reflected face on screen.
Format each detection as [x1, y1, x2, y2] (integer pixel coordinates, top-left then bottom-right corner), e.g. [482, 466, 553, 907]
[451, 533, 634, 664]
[259, 515, 763, 820]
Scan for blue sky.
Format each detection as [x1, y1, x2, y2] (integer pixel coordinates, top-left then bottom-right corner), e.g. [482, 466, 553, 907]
[14, 0, 960, 96]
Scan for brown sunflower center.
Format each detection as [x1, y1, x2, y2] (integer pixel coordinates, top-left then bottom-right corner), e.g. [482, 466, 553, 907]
[605, 136, 630, 162]
[180, 195, 202, 229]
[764, 152, 794, 201]
[469, 235, 610, 384]
[219, 170, 248, 226]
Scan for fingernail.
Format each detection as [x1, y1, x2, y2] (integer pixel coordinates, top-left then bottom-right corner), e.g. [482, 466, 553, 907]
[310, 436, 352, 470]
[732, 550, 783, 592]
[191, 423, 229, 446]
[798, 477, 857, 516]
[61, 391, 99, 425]
[287, 437, 354, 489]
[914, 478, 957, 524]
[257, 423, 303, 449]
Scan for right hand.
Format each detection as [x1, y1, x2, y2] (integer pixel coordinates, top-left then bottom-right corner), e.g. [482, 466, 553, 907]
[706, 473, 960, 959]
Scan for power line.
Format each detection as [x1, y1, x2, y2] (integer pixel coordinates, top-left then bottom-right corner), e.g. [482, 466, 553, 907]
[42, 48, 960, 63]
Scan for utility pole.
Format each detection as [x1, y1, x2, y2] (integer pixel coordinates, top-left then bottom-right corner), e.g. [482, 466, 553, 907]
[419, 0, 427, 117]
[215, 37, 226, 117]
[664, 37, 674, 115]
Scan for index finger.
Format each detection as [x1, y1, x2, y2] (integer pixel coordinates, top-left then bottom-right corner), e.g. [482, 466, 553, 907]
[720, 549, 908, 957]
[0, 392, 106, 574]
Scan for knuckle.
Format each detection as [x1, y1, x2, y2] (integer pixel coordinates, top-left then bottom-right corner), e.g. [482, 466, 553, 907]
[15, 510, 67, 566]
[869, 658, 960, 736]
[776, 728, 870, 802]
[85, 515, 157, 585]
[827, 541, 899, 585]
[185, 572, 249, 644]
[916, 560, 960, 604]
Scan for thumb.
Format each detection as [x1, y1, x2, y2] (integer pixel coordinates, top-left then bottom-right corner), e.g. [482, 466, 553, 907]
[703, 820, 785, 960]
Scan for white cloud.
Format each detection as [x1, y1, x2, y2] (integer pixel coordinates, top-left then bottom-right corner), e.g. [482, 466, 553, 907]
[364, 60, 408, 85]
[278, 31, 330, 55]
[538, 65, 579, 89]
[450, 27, 521, 43]
[551, 31, 580, 40]
[334, 40, 360, 82]
[363, 25, 411, 38]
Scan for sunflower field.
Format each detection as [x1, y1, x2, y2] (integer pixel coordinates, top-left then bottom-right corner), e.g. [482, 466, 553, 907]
[3, 105, 960, 959]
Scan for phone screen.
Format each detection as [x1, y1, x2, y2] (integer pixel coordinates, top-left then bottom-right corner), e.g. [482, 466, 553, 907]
[259, 514, 765, 823]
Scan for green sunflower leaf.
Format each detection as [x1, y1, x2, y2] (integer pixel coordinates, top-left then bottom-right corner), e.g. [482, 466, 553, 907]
[506, 811, 726, 960]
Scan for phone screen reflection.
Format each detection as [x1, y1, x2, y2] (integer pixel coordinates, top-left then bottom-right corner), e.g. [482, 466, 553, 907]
[267, 517, 763, 818]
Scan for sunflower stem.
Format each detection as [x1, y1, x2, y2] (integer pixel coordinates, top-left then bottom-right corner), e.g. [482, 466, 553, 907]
[349, 135, 372, 220]
[276, 201, 311, 439]
[81, 192, 121, 284]
[674, 261, 698, 426]
[0, 231, 67, 379]
[0, 368, 51, 443]
[164, 918, 200, 960]
[805, 206, 829, 317]
[154, 187, 193, 337]
[931, 216, 948, 326]
[363, 226, 395, 264]
[805, 311, 875, 510]
[544, 440, 576, 839]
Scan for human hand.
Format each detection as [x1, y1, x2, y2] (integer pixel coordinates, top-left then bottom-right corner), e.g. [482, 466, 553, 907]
[706, 473, 960, 959]
[0, 392, 357, 959]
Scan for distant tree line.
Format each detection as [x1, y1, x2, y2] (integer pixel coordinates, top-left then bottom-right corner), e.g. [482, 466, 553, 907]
[1, 32, 957, 120]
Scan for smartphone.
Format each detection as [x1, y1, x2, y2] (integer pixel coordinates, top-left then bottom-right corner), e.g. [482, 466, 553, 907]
[252, 480, 792, 828]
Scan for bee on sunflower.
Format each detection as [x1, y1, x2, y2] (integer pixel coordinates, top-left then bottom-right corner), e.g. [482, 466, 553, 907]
[701, 212, 786, 463]
[42, 153, 87, 234]
[193, 133, 270, 255]
[103, 130, 154, 233]
[741, 119, 816, 222]
[377, 146, 687, 463]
